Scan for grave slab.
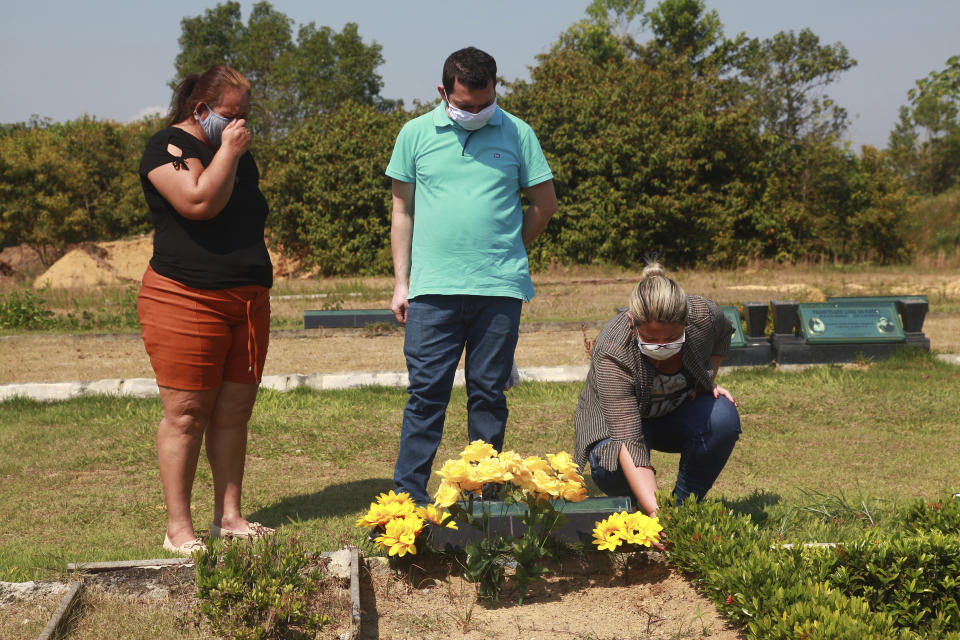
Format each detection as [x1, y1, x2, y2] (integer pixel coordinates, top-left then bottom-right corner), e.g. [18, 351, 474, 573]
[429, 496, 634, 551]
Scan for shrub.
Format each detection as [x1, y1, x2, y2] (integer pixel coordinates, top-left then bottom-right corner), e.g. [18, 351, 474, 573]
[194, 535, 331, 640]
[0, 288, 54, 330]
[660, 496, 960, 638]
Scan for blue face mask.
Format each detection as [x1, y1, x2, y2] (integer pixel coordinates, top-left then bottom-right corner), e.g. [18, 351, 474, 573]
[194, 103, 232, 147]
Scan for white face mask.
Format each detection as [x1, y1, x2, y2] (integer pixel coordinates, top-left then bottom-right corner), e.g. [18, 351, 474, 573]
[445, 93, 497, 130]
[638, 332, 685, 360]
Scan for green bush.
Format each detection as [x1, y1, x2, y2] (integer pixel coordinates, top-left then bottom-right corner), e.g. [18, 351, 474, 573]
[661, 494, 960, 639]
[194, 535, 331, 640]
[262, 101, 413, 275]
[0, 288, 54, 330]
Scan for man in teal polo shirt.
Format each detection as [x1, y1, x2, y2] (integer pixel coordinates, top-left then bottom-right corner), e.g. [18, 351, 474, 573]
[386, 46, 558, 503]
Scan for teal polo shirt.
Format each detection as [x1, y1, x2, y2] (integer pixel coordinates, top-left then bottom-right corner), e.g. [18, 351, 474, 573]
[386, 103, 553, 301]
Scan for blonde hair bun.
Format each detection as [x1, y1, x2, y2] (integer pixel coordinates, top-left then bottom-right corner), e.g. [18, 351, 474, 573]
[641, 261, 666, 280]
[629, 259, 687, 325]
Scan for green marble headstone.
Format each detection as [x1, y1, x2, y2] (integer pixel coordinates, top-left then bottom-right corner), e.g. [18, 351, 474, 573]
[721, 306, 747, 348]
[797, 302, 905, 344]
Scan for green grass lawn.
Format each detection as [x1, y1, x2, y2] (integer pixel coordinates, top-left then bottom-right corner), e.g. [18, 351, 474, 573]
[1, 350, 958, 582]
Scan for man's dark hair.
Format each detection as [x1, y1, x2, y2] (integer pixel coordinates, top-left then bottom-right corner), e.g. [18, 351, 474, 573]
[442, 47, 497, 94]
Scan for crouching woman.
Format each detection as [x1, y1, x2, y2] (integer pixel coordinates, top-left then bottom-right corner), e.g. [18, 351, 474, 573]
[573, 261, 741, 518]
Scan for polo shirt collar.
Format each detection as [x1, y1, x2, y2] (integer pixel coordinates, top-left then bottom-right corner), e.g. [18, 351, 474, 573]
[432, 101, 503, 129]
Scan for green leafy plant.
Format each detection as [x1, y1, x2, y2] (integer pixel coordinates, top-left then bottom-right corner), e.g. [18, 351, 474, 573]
[0, 288, 54, 330]
[662, 493, 960, 639]
[193, 534, 331, 640]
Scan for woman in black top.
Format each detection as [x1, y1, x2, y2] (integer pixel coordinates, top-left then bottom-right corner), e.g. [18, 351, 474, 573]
[137, 65, 274, 556]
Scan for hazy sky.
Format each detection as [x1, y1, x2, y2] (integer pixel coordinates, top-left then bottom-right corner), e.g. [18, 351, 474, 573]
[2, 1, 958, 150]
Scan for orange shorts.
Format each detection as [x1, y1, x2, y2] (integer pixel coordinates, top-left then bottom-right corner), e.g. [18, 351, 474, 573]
[137, 266, 270, 391]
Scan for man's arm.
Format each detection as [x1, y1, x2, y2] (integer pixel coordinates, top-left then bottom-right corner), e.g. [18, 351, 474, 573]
[521, 179, 558, 247]
[390, 179, 415, 324]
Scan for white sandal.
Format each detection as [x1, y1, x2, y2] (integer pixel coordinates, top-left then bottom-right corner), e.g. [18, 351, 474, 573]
[209, 521, 275, 540]
[163, 533, 206, 557]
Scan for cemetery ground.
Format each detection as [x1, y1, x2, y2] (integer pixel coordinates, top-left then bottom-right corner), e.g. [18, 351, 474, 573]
[1, 350, 959, 638]
[2, 249, 960, 638]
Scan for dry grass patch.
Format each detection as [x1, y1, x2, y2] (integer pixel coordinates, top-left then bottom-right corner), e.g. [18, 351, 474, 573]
[0, 590, 64, 640]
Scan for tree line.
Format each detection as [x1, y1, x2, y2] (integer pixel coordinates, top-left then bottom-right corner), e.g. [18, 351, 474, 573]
[1, 0, 957, 272]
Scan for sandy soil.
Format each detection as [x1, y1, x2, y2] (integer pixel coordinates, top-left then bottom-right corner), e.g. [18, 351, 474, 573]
[3, 314, 959, 385]
[362, 552, 744, 640]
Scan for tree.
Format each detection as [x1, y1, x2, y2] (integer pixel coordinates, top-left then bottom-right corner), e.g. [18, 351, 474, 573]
[888, 55, 960, 194]
[551, 0, 647, 64]
[737, 29, 855, 144]
[262, 102, 412, 275]
[173, 1, 391, 139]
[0, 117, 153, 263]
[503, 49, 765, 267]
[645, 0, 746, 74]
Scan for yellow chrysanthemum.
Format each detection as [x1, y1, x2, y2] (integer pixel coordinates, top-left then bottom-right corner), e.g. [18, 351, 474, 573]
[374, 515, 424, 557]
[355, 503, 382, 529]
[460, 440, 497, 463]
[433, 479, 462, 508]
[592, 516, 625, 552]
[622, 512, 663, 547]
[375, 489, 415, 507]
[355, 497, 416, 529]
[416, 504, 458, 530]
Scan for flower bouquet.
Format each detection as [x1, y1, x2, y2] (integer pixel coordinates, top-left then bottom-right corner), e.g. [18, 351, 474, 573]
[592, 510, 664, 577]
[592, 511, 663, 551]
[355, 490, 456, 558]
[432, 440, 588, 604]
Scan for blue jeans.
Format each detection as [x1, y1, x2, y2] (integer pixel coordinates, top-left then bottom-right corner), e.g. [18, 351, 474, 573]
[588, 394, 741, 504]
[394, 295, 522, 504]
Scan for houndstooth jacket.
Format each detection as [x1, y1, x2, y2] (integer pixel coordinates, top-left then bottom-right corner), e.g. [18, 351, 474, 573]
[573, 295, 733, 473]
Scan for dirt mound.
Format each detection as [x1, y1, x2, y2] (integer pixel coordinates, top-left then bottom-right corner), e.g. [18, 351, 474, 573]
[0, 244, 48, 278]
[34, 236, 152, 289]
[32, 234, 297, 289]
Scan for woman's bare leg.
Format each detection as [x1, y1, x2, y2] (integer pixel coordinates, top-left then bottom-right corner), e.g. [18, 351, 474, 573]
[157, 385, 219, 546]
[206, 381, 259, 531]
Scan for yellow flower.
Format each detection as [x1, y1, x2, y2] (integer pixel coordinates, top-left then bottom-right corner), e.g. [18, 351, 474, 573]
[523, 455, 551, 475]
[436, 458, 472, 485]
[622, 512, 663, 547]
[525, 469, 561, 501]
[461, 440, 497, 463]
[375, 489, 415, 507]
[355, 502, 382, 529]
[558, 480, 588, 503]
[416, 504, 458, 530]
[592, 515, 625, 551]
[374, 515, 424, 557]
[355, 497, 416, 530]
[547, 451, 579, 475]
[472, 456, 508, 485]
[433, 480, 462, 508]
[500, 450, 531, 488]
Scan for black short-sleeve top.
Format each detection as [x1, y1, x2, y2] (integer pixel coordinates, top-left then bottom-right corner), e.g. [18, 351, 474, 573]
[139, 126, 273, 290]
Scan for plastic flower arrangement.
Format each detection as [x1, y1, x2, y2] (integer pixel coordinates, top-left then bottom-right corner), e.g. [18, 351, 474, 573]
[355, 490, 456, 557]
[432, 440, 588, 604]
[592, 511, 663, 552]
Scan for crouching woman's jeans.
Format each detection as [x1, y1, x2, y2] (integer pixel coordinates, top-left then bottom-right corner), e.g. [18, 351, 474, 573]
[588, 394, 741, 505]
